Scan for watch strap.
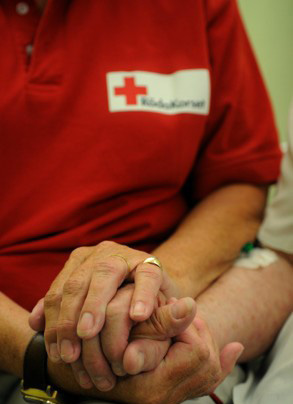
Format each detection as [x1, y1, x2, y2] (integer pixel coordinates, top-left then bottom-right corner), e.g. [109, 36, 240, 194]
[22, 332, 48, 390]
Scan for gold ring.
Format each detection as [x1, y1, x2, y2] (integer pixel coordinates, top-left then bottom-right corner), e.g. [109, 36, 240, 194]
[143, 256, 163, 270]
[110, 254, 131, 273]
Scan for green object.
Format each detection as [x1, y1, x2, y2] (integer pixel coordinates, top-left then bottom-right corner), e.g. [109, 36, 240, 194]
[242, 242, 255, 253]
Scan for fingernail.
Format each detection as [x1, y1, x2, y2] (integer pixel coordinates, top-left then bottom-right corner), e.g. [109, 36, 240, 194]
[78, 370, 93, 389]
[134, 352, 145, 373]
[171, 298, 193, 319]
[132, 301, 146, 317]
[49, 343, 60, 362]
[60, 339, 75, 362]
[78, 312, 94, 337]
[112, 363, 126, 376]
[94, 377, 113, 391]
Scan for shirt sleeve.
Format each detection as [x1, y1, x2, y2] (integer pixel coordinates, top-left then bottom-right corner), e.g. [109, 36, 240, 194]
[192, 0, 282, 200]
[258, 102, 293, 254]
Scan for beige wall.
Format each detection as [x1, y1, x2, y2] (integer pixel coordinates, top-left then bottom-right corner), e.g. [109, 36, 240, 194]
[238, 0, 293, 142]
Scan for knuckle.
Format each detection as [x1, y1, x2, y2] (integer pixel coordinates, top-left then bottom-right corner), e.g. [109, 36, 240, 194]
[138, 266, 161, 282]
[70, 246, 89, 260]
[44, 327, 57, 342]
[93, 260, 121, 278]
[96, 240, 116, 252]
[44, 291, 62, 310]
[147, 312, 168, 337]
[56, 318, 76, 334]
[197, 345, 210, 363]
[63, 277, 85, 296]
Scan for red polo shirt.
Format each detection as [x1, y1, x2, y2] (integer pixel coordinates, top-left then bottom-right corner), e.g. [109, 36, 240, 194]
[0, 0, 281, 309]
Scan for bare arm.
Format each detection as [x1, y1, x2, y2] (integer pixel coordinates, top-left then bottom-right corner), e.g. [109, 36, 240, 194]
[153, 183, 267, 297]
[196, 256, 293, 361]
[0, 293, 35, 377]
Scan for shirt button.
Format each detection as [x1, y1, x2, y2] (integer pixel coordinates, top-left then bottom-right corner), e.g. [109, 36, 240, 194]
[26, 44, 34, 56]
[16, 2, 30, 15]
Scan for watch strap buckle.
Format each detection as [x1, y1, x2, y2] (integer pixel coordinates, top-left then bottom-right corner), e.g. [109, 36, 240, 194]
[21, 381, 63, 403]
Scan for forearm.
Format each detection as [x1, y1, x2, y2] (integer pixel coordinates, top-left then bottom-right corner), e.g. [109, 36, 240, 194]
[153, 183, 267, 297]
[0, 293, 35, 377]
[196, 257, 293, 361]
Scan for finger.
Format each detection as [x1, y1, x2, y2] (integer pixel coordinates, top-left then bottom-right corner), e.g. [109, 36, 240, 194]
[131, 297, 196, 340]
[208, 342, 244, 394]
[219, 342, 244, 380]
[44, 247, 91, 363]
[76, 255, 130, 339]
[101, 285, 134, 376]
[123, 338, 170, 375]
[123, 298, 196, 374]
[130, 261, 163, 321]
[29, 298, 45, 331]
[71, 358, 94, 390]
[83, 335, 116, 392]
[56, 250, 128, 361]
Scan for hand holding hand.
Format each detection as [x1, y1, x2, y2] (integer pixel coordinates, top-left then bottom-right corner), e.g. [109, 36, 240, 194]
[105, 306, 243, 404]
[47, 297, 243, 404]
[74, 291, 196, 390]
[29, 241, 179, 388]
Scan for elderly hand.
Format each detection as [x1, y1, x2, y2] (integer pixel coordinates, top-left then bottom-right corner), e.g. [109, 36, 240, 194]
[70, 288, 196, 390]
[47, 297, 243, 404]
[28, 241, 179, 377]
[117, 310, 243, 404]
[101, 306, 243, 404]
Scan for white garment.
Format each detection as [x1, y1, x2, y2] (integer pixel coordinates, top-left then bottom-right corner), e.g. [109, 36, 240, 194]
[258, 101, 293, 254]
[233, 313, 293, 404]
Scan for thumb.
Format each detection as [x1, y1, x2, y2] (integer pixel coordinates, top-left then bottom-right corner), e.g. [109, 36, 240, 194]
[219, 342, 244, 380]
[28, 298, 45, 331]
[131, 297, 196, 341]
[209, 342, 244, 394]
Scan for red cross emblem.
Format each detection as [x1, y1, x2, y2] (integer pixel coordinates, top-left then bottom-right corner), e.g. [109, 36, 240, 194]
[114, 77, 148, 105]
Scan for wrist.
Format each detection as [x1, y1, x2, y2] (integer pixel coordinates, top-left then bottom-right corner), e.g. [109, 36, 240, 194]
[0, 293, 35, 378]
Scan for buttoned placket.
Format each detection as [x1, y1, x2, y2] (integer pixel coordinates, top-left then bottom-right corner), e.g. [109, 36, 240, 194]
[15, 1, 34, 59]
[2, 0, 65, 89]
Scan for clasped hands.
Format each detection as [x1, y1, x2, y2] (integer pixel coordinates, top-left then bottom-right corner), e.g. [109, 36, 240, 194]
[29, 241, 243, 404]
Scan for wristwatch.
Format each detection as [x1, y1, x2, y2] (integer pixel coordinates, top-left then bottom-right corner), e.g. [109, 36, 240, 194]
[21, 332, 65, 404]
